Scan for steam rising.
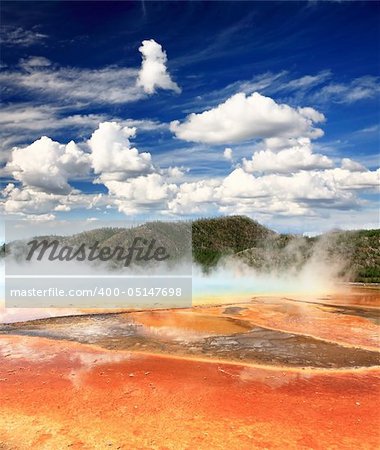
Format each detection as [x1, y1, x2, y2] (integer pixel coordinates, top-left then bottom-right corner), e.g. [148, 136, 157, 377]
[0, 222, 354, 321]
[193, 234, 346, 301]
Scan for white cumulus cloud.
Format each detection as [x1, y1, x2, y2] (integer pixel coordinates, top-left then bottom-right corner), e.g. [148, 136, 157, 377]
[88, 122, 153, 182]
[341, 158, 366, 172]
[223, 147, 233, 161]
[170, 92, 325, 144]
[107, 173, 177, 215]
[1, 118, 378, 226]
[86, 122, 184, 214]
[137, 39, 181, 94]
[6, 137, 90, 194]
[243, 138, 333, 174]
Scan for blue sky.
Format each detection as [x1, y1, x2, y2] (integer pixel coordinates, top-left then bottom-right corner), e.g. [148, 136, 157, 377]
[0, 1, 379, 233]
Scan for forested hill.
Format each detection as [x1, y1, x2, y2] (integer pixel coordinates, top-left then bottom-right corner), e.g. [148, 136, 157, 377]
[192, 216, 380, 283]
[2, 215, 379, 283]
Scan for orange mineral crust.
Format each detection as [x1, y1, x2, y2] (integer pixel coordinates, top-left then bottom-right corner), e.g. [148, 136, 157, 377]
[202, 294, 380, 351]
[1, 335, 379, 450]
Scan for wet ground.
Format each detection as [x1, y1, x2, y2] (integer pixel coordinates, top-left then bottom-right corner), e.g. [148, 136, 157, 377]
[1, 308, 379, 369]
[0, 287, 379, 449]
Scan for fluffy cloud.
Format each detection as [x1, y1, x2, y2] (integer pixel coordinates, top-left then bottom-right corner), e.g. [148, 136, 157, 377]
[107, 174, 177, 214]
[137, 39, 181, 94]
[1, 182, 106, 217]
[1, 120, 186, 218]
[321, 167, 380, 190]
[1, 119, 378, 225]
[6, 137, 90, 194]
[341, 158, 366, 172]
[1, 38, 182, 110]
[0, 104, 167, 167]
[170, 92, 324, 144]
[164, 166, 186, 179]
[87, 122, 182, 213]
[166, 160, 379, 218]
[166, 172, 316, 217]
[243, 138, 333, 174]
[1, 39, 181, 106]
[219, 168, 365, 206]
[168, 179, 220, 214]
[88, 122, 153, 182]
[2, 133, 94, 218]
[219, 197, 312, 217]
[1, 184, 61, 215]
[223, 147, 233, 161]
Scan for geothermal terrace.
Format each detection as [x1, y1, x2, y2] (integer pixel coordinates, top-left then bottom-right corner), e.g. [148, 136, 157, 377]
[0, 287, 379, 449]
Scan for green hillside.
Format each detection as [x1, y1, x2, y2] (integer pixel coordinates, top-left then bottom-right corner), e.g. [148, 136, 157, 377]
[191, 216, 379, 282]
[192, 215, 275, 268]
[3, 216, 379, 283]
